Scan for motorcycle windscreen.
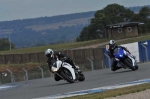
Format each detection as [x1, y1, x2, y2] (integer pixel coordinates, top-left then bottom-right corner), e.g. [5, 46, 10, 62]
[113, 47, 124, 58]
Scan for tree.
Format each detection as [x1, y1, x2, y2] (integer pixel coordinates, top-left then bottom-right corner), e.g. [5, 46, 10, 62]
[131, 6, 150, 34]
[77, 3, 134, 41]
[0, 38, 15, 51]
[139, 6, 150, 33]
[139, 6, 150, 20]
[76, 26, 89, 41]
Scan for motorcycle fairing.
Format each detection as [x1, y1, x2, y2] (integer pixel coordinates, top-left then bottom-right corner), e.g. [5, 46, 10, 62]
[113, 47, 124, 58]
[51, 60, 62, 72]
[113, 47, 136, 66]
[62, 62, 76, 80]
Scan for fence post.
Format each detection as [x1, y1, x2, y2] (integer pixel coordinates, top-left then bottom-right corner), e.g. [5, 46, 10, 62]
[0, 72, 7, 84]
[87, 58, 94, 71]
[101, 60, 104, 69]
[104, 53, 111, 68]
[7, 69, 15, 83]
[22, 68, 28, 81]
[38, 66, 44, 78]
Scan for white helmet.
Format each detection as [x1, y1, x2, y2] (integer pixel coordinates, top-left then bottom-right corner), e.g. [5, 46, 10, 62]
[109, 40, 116, 49]
[109, 40, 115, 45]
[45, 49, 54, 58]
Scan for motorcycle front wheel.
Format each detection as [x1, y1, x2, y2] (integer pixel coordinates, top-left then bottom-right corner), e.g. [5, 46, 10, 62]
[60, 68, 74, 83]
[124, 58, 136, 71]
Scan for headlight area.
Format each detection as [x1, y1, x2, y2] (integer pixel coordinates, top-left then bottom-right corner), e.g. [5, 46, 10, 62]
[51, 67, 58, 72]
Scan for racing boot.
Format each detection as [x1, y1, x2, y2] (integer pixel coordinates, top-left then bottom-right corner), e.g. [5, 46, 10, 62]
[76, 65, 82, 73]
[75, 65, 79, 70]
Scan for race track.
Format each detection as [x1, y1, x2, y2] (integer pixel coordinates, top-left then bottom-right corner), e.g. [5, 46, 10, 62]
[0, 62, 150, 99]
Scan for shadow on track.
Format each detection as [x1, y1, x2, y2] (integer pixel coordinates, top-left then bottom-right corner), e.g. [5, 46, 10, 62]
[34, 81, 82, 89]
[48, 81, 82, 86]
[107, 69, 133, 74]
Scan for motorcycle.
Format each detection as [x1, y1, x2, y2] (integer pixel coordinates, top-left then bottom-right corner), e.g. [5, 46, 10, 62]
[113, 47, 138, 71]
[51, 60, 85, 83]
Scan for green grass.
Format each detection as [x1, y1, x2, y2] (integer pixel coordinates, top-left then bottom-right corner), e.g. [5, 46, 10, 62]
[63, 83, 150, 99]
[99, 34, 150, 48]
[117, 35, 150, 45]
[1, 34, 150, 55]
[0, 38, 110, 55]
[0, 62, 42, 69]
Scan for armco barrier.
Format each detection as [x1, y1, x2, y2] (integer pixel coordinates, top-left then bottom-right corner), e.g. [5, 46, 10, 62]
[138, 40, 150, 62]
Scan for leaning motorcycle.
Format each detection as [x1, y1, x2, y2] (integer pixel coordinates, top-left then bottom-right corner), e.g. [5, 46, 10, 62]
[113, 47, 138, 71]
[51, 60, 85, 83]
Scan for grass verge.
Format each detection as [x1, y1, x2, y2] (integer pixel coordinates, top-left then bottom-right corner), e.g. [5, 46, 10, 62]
[0, 38, 110, 55]
[1, 34, 150, 55]
[63, 83, 150, 99]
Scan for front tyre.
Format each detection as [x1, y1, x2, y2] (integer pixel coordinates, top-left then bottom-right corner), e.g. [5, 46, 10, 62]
[60, 68, 74, 83]
[124, 58, 136, 71]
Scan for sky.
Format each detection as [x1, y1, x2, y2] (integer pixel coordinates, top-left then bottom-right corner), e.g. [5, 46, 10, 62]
[0, 0, 149, 21]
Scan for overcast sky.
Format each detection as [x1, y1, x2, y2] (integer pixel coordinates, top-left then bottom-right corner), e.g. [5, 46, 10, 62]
[0, 0, 149, 21]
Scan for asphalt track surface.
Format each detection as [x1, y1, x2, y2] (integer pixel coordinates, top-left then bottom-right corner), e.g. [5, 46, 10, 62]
[0, 63, 150, 99]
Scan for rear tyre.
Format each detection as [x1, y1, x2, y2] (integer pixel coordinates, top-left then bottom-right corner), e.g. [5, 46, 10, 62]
[78, 73, 85, 81]
[124, 58, 136, 71]
[60, 68, 74, 83]
[135, 65, 139, 70]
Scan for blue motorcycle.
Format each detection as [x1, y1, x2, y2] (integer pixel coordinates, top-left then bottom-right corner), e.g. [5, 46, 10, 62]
[113, 47, 138, 71]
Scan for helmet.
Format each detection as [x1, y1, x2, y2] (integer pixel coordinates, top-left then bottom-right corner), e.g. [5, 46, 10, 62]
[45, 49, 54, 58]
[109, 40, 116, 49]
[109, 40, 115, 45]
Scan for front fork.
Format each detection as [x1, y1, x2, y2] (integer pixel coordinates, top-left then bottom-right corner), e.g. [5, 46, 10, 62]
[124, 50, 136, 66]
[119, 62, 127, 69]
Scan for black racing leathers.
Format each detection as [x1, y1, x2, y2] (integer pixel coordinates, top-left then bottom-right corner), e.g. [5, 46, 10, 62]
[47, 52, 76, 72]
[47, 52, 77, 81]
[108, 45, 130, 59]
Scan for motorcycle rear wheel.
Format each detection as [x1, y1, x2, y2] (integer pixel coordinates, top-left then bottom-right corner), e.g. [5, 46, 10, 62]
[78, 73, 85, 81]
[135, 65, 139, 70]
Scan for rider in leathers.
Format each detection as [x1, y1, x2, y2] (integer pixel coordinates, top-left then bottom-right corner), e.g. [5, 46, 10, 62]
[45, 49, 79, 81]
[108, 40, 134, 71]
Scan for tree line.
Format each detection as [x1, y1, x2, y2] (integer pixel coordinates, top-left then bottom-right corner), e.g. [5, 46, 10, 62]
[0, 38, 15, 51]
[0, 12, 94, 48]
[76, 4, 150, 41]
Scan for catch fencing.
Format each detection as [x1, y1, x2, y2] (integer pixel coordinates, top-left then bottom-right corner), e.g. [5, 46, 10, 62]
[0, 48, 105, 84]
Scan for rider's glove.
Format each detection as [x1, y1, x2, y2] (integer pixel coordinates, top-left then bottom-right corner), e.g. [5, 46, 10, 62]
[63, 57, 68, 61]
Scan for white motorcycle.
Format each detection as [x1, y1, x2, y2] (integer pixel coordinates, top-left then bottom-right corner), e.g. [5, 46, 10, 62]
[51, 60, 85, 83]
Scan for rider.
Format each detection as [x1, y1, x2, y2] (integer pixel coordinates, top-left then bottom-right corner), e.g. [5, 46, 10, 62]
[45, 48, 79, 81]
[107, 40, 133, 71]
